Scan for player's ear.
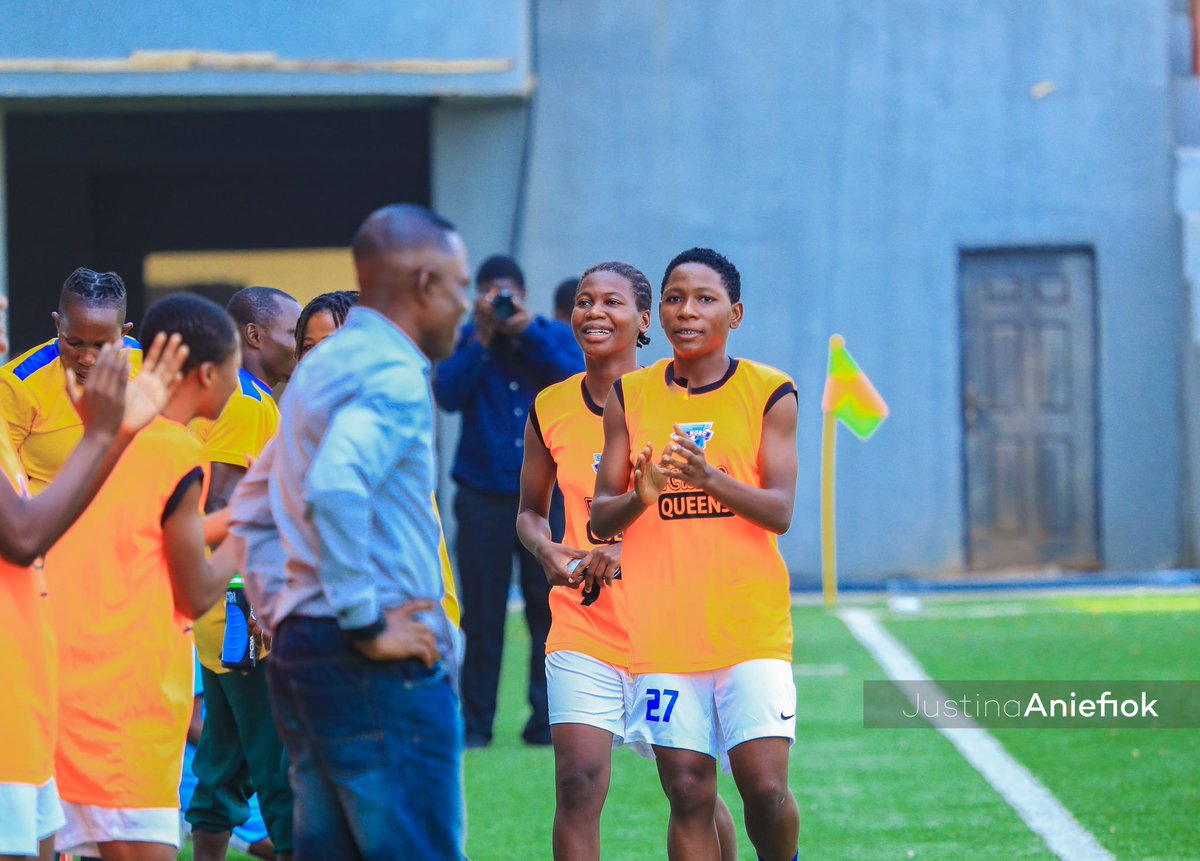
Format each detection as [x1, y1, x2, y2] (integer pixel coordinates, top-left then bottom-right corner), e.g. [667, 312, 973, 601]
[121, 322, 134, 337]
[197, 360, 216, 390]
[729, 301, 744, 330]
[52, 311, 62, 334]
[638, 309, 651, 336]
[243, 322, 262, 349]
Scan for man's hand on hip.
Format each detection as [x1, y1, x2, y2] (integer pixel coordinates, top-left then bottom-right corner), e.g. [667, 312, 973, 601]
[352, 599, 441, 667]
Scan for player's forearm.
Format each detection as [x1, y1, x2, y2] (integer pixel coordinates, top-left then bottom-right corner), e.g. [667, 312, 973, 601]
[703, 469, 794, 534]
[1, 428, 130, 565]
[589, 489, 648, 539]
[174, 540, 238, 619]
[516, 509, 555, 559]
[203, 509, 232, 547]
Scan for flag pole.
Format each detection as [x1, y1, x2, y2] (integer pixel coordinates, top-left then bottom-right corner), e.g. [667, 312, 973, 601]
[821, 334, 842, 609]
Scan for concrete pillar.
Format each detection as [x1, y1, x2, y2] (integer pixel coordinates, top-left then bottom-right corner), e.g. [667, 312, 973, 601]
[430, 97, 528, 550]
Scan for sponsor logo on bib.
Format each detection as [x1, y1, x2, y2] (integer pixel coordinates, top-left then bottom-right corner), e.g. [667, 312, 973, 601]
[677, 421, 714, 449]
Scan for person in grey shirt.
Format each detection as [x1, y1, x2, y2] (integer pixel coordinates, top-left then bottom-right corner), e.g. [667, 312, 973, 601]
[239, 203, 470, 860]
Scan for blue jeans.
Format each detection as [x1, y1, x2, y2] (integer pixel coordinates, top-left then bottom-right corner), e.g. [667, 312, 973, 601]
[267, 616, 465, 860]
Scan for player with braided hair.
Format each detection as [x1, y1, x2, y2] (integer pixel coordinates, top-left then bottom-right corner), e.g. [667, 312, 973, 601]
[0, 268, 141, 494]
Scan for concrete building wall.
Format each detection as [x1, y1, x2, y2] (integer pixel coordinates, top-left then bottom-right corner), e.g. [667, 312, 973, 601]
[442, 0, 1181, 581]
[0, 1, 1185, 580]
[0, 0, 530, 97]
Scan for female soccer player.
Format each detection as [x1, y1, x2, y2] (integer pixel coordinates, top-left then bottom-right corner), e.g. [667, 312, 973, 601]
[51, 294, 244, 861]
[0, 289, 187, 861]
[591, 248, 800, 861]
[516, 262, 737, 861]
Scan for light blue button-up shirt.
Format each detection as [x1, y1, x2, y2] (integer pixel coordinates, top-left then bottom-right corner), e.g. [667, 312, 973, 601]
[256, 306, 459, 674]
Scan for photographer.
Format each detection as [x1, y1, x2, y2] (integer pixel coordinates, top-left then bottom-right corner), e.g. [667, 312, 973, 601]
[434, 255, 583, 748]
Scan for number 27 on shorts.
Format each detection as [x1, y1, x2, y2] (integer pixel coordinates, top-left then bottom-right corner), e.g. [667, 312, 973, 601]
[645, 688, 679, 722]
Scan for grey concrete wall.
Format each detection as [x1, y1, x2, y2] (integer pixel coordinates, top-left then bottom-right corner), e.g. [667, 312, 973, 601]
[440, 0, 1182, 581]
[1, 0, 1179, 579]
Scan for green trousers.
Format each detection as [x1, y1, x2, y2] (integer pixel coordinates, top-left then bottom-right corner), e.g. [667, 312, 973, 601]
[185, 661, 294, 853]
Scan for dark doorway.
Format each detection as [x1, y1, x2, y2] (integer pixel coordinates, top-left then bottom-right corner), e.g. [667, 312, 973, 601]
[960, 247, 1100, 570]
[5, 105, 430, 353]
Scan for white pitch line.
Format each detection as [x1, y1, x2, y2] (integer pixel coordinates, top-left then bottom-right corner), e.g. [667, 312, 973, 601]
[837, 608, 1114, 861]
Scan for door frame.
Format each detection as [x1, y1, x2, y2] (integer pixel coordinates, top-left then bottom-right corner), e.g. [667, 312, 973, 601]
[956, 243, 1104, 572]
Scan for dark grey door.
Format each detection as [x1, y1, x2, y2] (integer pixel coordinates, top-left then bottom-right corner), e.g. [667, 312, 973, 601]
[960, 248, 1099, 570]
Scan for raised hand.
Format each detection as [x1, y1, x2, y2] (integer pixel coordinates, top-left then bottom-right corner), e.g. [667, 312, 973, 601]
[660, 424, 715, 490]
[67, 342, 129, 439]
[122, 332, 189, 434]
[633, 442, 668, 506]
[353, 599, 442, 667]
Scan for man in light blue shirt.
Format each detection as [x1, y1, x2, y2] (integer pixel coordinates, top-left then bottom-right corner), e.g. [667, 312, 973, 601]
[245, 203, 470, 860]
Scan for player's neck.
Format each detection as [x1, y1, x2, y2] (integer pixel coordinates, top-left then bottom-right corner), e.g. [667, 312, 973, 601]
[671, 350, 731, 391]
[241, 355, 271, 389]
[583, 351, 637, 407]
[162, 397, 196, 425]
[162, 382, 204, 425]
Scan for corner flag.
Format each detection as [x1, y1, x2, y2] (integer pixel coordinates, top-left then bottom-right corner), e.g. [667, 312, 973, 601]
[820, 334, 888, 607]
[821, 334, 889, 440]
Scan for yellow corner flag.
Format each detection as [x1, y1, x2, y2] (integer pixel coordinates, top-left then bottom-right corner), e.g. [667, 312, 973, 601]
[821, 334, 889, 440]
[820, 334, 888, 608]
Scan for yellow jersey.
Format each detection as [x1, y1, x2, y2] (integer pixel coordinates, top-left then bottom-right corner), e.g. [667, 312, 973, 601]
[0, 336, 141, 494]
[189, 368, 278, 673]
[433, 496, 461, 627]
[617, 358, 797, 673]
[532, 372, 629, 667]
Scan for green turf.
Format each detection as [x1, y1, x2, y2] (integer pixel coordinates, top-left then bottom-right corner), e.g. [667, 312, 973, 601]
[173, 592, 1198, 859]
[882, 592, 1200, 861]
[464, 607, 1054, 860]
[177, 844, 254, 860]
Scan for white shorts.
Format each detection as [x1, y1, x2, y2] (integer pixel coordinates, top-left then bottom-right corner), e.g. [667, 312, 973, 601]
[0, 779, 65, 856]
[545, 650, 654, 756]
[629, 659, 797, 765]
[56, 801, 180, 857]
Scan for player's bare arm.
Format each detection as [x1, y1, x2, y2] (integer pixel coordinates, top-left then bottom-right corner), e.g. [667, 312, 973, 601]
[162, 478, 237, 618]
[590, 386, 663, 538]
[205, 462, 247, 514]
[660, 392, 798, 534]
[202, 508, 232, 546]
[516, 416, 587, 588]
[198, 462, 245, 548]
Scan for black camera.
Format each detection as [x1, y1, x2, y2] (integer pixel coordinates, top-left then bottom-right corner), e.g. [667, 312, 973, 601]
[491, 289, 517, 321]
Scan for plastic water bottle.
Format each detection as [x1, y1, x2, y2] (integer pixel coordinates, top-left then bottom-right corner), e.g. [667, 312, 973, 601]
[221, 576, 257, 670]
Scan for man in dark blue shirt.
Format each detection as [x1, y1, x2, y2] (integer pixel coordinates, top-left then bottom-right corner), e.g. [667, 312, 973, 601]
[433, 255, 583, 747]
